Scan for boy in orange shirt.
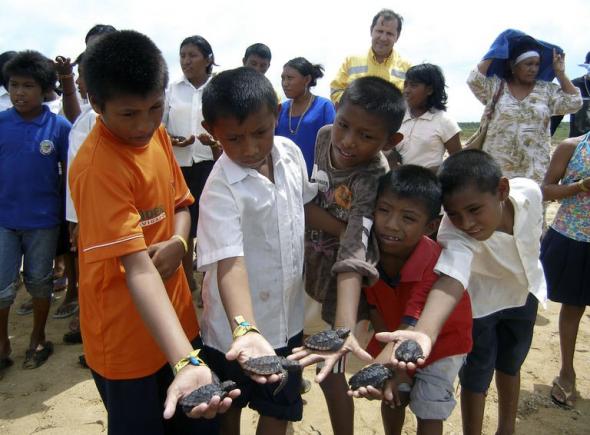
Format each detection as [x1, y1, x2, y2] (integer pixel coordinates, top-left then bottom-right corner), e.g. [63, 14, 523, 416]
[69, 30, 238, 434]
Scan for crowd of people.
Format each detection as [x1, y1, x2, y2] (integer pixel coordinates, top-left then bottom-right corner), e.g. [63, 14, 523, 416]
[0, 8, 589, 435]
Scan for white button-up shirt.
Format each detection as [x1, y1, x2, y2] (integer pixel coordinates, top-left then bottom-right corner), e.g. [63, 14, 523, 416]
[197, 137, 318, 352]
[435, 178, 547, 318]
[65, 104, 97, 223]
[162, 76, 212, 166]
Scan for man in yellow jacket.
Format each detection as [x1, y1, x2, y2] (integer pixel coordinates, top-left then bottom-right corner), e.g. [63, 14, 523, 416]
[330, 9, 411, 103]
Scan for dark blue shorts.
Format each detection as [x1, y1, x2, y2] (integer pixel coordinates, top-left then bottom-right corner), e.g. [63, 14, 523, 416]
[91, 338, 219, 435]
[459, 293, 538, 393]
[200, 332, 304, 422]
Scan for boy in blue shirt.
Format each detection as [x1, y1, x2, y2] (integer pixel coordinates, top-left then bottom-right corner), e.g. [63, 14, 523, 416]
[0, 51, 71, 375]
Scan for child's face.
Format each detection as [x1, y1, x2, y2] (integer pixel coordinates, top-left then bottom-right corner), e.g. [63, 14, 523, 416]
[403, 80, 432, 111]
[91, 90, 165, 147]
[206, 105, 277, 170]
[374, 190, 436, 258]
[243, 55, 270, 75]
[330, 102, 400, 169]
[8, 75, 44, 119]
[442, 180, 510, 241]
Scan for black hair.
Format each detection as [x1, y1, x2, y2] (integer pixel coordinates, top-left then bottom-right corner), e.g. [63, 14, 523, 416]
[244, 43, 272, 61]
[370, 9, 403, 34]
[0, 51, 17, 88]
[503, 35, 542, 80]
[74, 52, 84, 65]
[405, 63, 448, 111]
[438, 149, 502, 197]
[585, 51, 590, 65]
[3, 50, 56, 93]
[180, 35, 216, 74]
[202, 67, 278, 126]
[82, 30, 168, 108]
[339, 76, 405, 135]
[85, 24, 117, 45]
[378, 165, 442, 220]
[284, 57, 324, 88]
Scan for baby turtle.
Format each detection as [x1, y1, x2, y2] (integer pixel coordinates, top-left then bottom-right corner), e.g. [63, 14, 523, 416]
[179, 377, 237, 413]
[395, 339, 425, 363]
[348, 363, 394, 391]
[242, 356, 301, 395]
[304, 328, 351, 351]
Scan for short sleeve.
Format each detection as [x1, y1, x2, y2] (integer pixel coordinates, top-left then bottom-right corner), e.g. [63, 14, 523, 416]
[162, 129, 193, 209]
[403, 266, 439, 321]
[76, 165, 146, 263]
[65, 144, 78, 223]
[196, 171, 244, 271]
[434, 215, 475, 289]
[438, 111, 461, 143]
[331, 173, 380, 283]
[323, 99, 336, 125]
[57, 116, 71, 162]
[546, 82, 583, 116]
[467, 69, 499, 106]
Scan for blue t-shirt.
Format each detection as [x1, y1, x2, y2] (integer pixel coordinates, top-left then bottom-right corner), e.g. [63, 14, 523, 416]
[276, 96, 335, 177]
[0, 106, 71, 229]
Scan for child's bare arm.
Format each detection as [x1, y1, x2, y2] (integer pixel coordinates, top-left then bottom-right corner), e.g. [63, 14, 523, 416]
[121, 250, 238, 418]
[148, 207, 190, 279]
[376, 274, 464, 370]
[217, 256, 282, 385]
[304, 202, 346, 237]
[55, 56, 81, 123]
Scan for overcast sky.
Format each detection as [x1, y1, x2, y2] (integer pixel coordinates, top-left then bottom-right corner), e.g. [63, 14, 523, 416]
[2, 0, 588, 121]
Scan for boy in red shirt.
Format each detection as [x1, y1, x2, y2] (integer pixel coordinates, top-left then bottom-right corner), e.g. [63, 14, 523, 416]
[69, 30, 238, 434]
[351, 165, 472, 435]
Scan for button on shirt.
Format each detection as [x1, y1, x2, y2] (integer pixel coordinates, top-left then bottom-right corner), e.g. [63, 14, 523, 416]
[197, 137, 318, 352]
[435, 178, 547, 318]
[162, 76, 212, 166]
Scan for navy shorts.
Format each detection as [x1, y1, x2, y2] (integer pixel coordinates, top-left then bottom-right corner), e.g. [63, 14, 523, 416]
[459, 293, 538, 393]
[200, 332, 304, 422]
[91, 338, 219, 435]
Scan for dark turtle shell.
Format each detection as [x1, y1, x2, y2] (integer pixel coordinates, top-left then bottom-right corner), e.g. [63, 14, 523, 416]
[304, 328, 351, 351]
[242, 356, 300, 375]
[394, 340, 424, 363]
[348, 363, 394, 391]
[179, 380, 237, 413]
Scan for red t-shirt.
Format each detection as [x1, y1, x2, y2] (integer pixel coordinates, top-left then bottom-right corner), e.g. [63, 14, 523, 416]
[364, 236, 472, 366]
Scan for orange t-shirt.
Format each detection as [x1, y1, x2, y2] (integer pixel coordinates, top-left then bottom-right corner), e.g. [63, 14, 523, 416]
[69, 119, 198, 380]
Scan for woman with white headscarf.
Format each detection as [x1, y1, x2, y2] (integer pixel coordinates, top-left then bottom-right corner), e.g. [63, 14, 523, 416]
[468, 34, 582, 184]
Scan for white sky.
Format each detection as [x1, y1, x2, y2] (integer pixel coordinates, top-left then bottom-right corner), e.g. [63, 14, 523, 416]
[1, 0, 588, 121]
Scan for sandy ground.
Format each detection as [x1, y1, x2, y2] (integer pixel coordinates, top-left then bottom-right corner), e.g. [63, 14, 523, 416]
[1, 206, 589, 434]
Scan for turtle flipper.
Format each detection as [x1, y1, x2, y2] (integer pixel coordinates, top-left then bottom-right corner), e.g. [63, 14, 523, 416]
[273, 368, 289, 396]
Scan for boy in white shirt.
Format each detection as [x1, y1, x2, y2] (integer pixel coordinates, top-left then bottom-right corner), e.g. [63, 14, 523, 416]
[380, 150, 547, 435]
[196, 67, 317, 435]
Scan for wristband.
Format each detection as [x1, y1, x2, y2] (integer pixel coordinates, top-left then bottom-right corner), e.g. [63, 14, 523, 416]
[232, 315, 260, 340]
[173, 349, 207, 375]
[171, 234, 188, 254]
[578, 179, 589, 192]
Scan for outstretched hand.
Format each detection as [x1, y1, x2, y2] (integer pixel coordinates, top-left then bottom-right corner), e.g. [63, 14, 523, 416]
[226, 332, 282, 384]
[170, 135, 196, 148]
[375, 330, 431, 371]
[289, 333, 372, 383]
[164, 364, 240, 419]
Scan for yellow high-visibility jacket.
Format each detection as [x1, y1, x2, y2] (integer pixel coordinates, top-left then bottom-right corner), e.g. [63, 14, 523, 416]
[330, 48, 411, 103]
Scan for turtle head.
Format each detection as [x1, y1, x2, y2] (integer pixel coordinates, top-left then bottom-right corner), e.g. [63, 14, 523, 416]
[336, 328, 351, 339]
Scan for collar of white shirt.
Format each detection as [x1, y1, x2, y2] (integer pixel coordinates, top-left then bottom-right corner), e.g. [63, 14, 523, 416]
[220, 145, 285, 185]
[402, 108, 435, 123]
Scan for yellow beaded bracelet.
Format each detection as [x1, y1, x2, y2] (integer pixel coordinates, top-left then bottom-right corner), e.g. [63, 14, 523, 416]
[232, 315, 260, 340]
[172, 349, 206, 376]
[171, 234, 188, 254]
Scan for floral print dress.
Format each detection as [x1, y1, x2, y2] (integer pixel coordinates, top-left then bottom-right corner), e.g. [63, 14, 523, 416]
[467, 69, 582, 183]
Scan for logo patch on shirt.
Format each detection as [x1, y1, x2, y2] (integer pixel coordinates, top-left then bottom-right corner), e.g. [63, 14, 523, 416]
[311, 165, 330, 192]
[139, 206, 166, 228]
[39, 140, 55, 155]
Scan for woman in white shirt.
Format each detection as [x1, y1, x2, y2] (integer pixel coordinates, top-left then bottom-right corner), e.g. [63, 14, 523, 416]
[163, 35, 218, 293]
